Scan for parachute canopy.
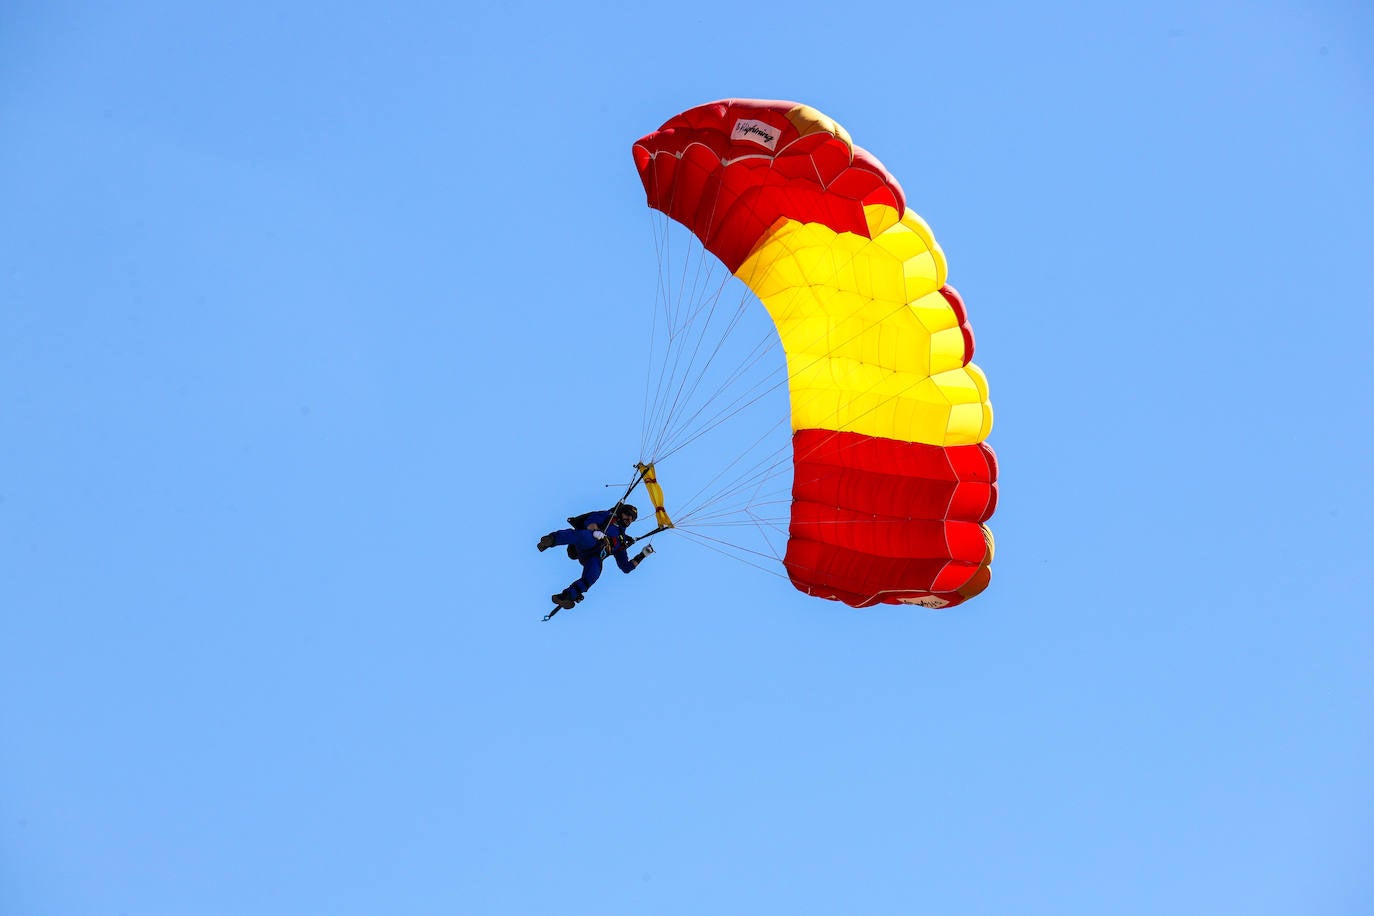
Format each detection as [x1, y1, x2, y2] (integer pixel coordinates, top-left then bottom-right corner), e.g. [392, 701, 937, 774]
[633, 99, 997, 609]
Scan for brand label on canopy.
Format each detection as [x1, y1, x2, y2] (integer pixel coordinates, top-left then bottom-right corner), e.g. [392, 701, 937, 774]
[731, 118, 780, 150]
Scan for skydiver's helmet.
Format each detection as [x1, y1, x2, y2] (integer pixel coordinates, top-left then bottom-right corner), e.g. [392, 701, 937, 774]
[616, 504, 639, 527]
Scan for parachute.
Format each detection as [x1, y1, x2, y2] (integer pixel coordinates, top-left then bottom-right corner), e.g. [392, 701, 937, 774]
[631, 99, 997, 609]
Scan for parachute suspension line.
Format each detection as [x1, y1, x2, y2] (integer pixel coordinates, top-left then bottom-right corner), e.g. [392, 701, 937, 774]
[642, 210, 736, 460]
[671, 526, 793, 582]
[658, 409, 797, 569]
[650, 312, 787, 462]
[641, 211, 787, 465]
[646, 272, 737, 461]
[641, 178, 702, 459]
[680, 476, 792, 534]
[681, 497, 791, 565]
[633, 236, 794, 567]
[656, 289, 765, 451]
[644, 261, 788, 463]
[640, 212, 672, 461]
[680, 501, 791, 530]
[642, 182, 770, 463]
[648, 353, 785, 464]
[642, 208, 695, 459]
[671, 412, 792, 524]
[643, 174, 715, 454]
[654, 272, 763, 460]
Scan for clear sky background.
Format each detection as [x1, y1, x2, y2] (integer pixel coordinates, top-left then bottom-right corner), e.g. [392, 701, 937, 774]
[3, 2, 1373, 914]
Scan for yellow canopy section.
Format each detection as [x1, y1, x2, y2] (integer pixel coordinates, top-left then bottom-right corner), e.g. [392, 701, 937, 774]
[734, 207, 993, 447]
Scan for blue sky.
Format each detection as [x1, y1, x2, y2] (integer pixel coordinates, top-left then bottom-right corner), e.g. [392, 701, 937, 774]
[3, 1, 1372, 913]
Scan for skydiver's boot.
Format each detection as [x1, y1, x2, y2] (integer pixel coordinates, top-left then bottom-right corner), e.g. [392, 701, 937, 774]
[537, 533, 557, 552]
[551, 590, 581, 610]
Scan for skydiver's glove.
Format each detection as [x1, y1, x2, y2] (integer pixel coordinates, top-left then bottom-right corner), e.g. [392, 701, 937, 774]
[592, 530, 606, 541]
[633, 543, 655, 564]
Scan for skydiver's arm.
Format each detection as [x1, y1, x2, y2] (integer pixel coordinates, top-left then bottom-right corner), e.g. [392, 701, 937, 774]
[618, 543, 655, 573]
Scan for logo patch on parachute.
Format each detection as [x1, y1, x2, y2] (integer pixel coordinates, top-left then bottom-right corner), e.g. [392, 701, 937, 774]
[902, 595, 951, 609]
[731, 118, 780, 150]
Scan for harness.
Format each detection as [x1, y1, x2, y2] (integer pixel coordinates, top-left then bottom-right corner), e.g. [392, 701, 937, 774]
[596, 532, 634, 559]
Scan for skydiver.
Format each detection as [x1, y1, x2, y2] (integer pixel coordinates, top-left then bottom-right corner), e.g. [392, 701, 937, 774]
[537, 503, 655, 610]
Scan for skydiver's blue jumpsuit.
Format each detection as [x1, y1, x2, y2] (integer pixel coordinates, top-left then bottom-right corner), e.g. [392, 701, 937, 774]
[553, 510, 638, 600]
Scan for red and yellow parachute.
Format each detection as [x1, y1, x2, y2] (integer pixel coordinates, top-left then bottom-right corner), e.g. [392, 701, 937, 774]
[632, 99, 997, 609]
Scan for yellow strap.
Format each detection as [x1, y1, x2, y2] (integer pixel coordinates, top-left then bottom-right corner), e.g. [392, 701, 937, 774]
[635, 462, 674, 529]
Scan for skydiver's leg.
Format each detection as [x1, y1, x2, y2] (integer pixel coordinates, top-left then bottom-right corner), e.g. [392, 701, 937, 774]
[553, 529, 600, 551]
[569, 557, 603, 598]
